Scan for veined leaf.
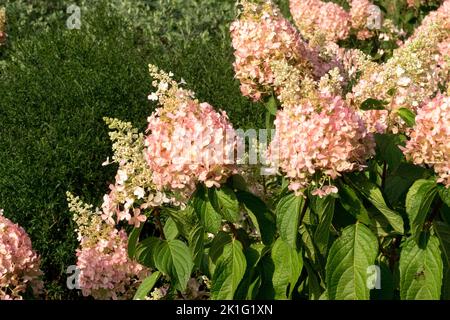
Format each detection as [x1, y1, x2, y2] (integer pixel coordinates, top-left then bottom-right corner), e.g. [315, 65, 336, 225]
[303, 259, 324, 300]
[360, 98, 387, 110]
[325, 223, 379, 300]
[128, 224, 144, 260]
[135, 237, 162, 269]
[192, 186, 222, 234]
[272, 238, 303, 299]
[154, 239, 194, 291]
[133, 271, 161, 300]
[163, 217, 179, 240]
[209, 186, 240, 223]
[276, 193, 305, 249]
[396, 108, 416, 127]
[348, 174, 404, 234]
[211, 239, 247, 300]
[337, 182, 371, 225]
[311, 196, 336, 256]
[399, 235, 443, 300]
[188, 225, 204, 268]
[406, 179, 438, 239]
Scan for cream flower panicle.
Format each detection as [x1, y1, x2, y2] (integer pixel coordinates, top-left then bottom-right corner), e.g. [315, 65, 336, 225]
[269, 94, 375, 197]
[67, 192, 149, 300]
[0, 211, 43, 300]
[230, 0, 312, 101]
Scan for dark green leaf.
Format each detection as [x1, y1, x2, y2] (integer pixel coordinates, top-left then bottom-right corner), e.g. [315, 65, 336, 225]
[128, 224, 143, 260]
[326, 223, 379, 300]
[360, 98, 388, 110]
[237, 191, 276, 245]
[163, 217, 179, 240]
[209, 186, 240, 223]
[396, 108, 416, 127]
[311, 196, 336, 256]
[337, 182, 372, 225]
[272, 238, 303, 299]
[348, 174, 404, 234]
[374, 133, 407, 172]
[154, 239, 194, 291]
[188, 225, 204, 268]
[192, 186, 222, 234]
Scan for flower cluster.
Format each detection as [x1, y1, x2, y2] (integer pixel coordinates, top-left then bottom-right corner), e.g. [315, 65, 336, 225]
[145, 64, 239, 198]
[289, 0, 350, 43]
[230, 0, 311, 101]
[401, 94, 450, 187]
[269, 94, 375, 197]
[100, 117, 176, 228]
[0, 210, 43, 300]
[0, 7, 6, 45]
[67, 192, 148, 300]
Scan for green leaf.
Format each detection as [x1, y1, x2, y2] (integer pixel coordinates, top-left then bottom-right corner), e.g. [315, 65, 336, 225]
[192, 186, 222, 234]
[265, 95, 278, 115]
[135, 237, 162, 269]
[235, 245, 264, 300]
[337, 182, 372, 225]
[433, 221, 450, 299]
[396, 108, 416, 127]
[360, 98, 387, 110]
[370, 262, 394, 300]
[154, 239, 194, 291]
[439, 185, 450, 208]
[133, 271, 161, 300]
[276, 193, 305, 249]
[406, 179, 438, 239]
[374, 133, 407, 172]
[237, 191, 276, 245]
[188, 225, 204, 268]
[209, 186, 240, 223]
[211, 239, 247, 300]
[163, 205, 198, 238]
[163, 217, 179, 240]
[272, 238, 303, 299]
[325, 223, 379, 300]
[399, 235, 443, 300]
[348, 174, 404, 234]
[209, 231, 232, 266]
[128, 224, 143, 260]
[311, 196, 336, 256]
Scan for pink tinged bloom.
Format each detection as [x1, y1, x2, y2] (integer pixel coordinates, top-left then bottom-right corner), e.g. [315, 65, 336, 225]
[76, 228, 147, 300]
[145, 98, 239, 197]
[402, 94, 450, 188]
[0, 213, 43, 300]
[289, 0, 350, 42]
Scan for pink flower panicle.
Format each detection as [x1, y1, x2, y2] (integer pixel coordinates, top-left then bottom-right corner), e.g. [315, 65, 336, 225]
[402, 94, 450, 188]
[269, 94, 375, 197]
[230, 0, 311, 101]
[0, 210, 43, 300]
[145, 65, 239, 198]
[67, 192, 148, 300]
